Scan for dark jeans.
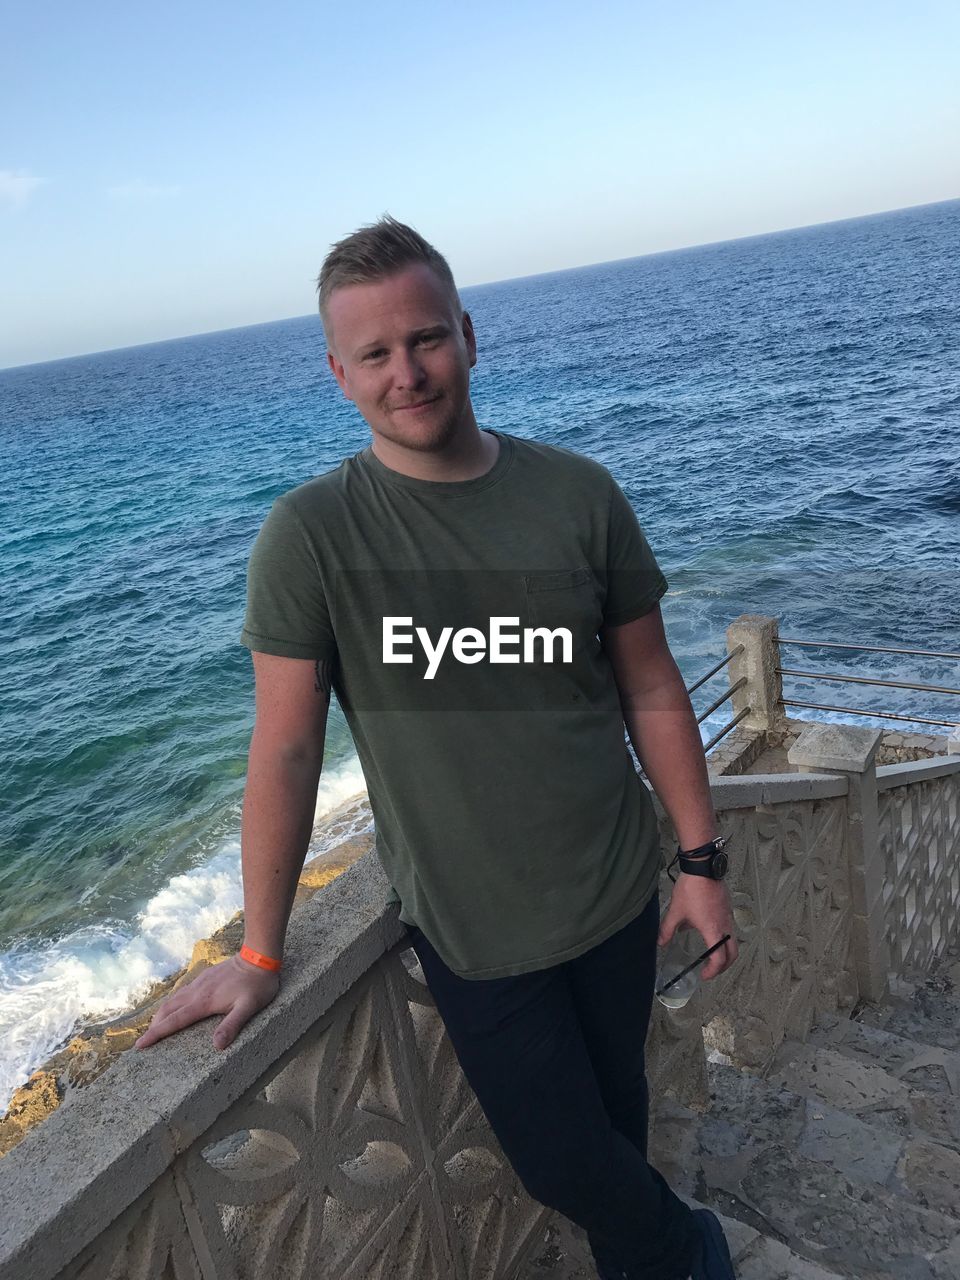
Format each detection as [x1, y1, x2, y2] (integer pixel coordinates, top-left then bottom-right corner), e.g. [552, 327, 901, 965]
[405, 891, 699, 1280]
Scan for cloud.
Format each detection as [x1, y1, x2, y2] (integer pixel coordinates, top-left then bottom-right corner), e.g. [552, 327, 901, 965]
[106, 180, 182, 201]
[0, 170, 43, 207]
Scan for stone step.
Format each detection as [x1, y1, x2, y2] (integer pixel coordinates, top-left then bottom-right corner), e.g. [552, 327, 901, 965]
[517, 1199, 849, 1279]
[808, 1011, 960, 1099]
[722, 1228, 851, 1280]
[680, 1198, 849, 1280]
[767, 1029, 960, 1158]
[762, 1041, 960, 1220]
[856, 957, 960, 1056]
[648, 1062, 960, 1278]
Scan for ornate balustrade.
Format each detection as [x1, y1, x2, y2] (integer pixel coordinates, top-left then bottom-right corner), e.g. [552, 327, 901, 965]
[877, 757, 960, 974]
[2, 617, 959, 1278]
[0, 857, 547, 1280]
[651, 772, 857, 1080]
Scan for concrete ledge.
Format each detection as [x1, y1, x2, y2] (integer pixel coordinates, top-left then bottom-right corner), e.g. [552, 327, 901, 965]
[0, 854, 404, 1280]
[877, 756, 960, 791]
[709, 772, 849, 809]
[647, 773, 846, 821]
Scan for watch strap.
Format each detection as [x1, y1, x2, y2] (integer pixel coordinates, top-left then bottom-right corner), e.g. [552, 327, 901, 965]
[680, 838, 725, 859]
[667, 836, 728, 883]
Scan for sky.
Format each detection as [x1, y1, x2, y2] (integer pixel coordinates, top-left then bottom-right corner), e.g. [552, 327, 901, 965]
[2, 0, 958, 369]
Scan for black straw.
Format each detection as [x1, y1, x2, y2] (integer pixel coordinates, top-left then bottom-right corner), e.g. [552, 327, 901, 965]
[655, 934, 732, 996]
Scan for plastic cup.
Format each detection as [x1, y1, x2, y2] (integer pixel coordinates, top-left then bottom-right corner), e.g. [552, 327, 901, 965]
[655, 928, 705, 1009]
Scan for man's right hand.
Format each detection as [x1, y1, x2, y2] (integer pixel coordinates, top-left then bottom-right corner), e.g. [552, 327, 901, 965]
[134, 653, 329, 1055]
[134, 952, 281, 1052]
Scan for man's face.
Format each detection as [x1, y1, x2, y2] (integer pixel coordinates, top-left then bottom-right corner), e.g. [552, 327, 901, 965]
[326, 263, 478, 453]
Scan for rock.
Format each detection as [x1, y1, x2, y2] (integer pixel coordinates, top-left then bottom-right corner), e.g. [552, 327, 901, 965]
[0, 826, 373, 1155]
[0, 1071, 62, 1157]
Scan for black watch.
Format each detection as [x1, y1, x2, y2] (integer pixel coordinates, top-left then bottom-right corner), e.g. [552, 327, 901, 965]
[666, 836, 729, 883]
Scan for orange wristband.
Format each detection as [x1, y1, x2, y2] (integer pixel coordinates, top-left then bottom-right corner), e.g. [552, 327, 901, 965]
[239, 944, 282, 973]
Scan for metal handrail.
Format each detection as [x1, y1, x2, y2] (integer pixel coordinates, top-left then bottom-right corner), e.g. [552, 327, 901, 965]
[680, 633, 960, 742]
[777, 635, 960, 730]
[777, 667, 960, 698]
[702, 708, 751, 752]
[695, 677, 747, 724]
[779, 637, 960, 661]
[681, 645, 748, 751]
[781, 699, 960, 729]
[686, 645, 743, 696]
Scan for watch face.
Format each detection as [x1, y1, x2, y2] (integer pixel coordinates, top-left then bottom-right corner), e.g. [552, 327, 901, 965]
[713, 851, 729, 879]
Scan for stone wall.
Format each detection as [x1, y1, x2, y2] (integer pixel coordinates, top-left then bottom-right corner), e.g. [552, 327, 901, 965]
[762, 723, 953, 766]
[9, 751, 945, 1280]
[875, 730, 954, 764]
[703, 724, 767, 776]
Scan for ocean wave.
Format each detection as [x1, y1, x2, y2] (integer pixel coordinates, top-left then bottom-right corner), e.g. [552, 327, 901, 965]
[0, 754, 369, 1113]
[0, 841, 244, 1113]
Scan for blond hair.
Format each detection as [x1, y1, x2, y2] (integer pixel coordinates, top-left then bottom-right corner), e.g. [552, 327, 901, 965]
[316, 215, 460, 339]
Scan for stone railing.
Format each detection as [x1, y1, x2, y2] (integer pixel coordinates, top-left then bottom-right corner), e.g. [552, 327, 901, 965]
[3, 618, 959, 1279]
[0, 856, 548, 1280]
[654, 770, 856, 1081]
[786, 726, 960, 1000]
[877, 757, 960, 974]
[718, 613, 960, 1001]
[0, 761, 909, 1280]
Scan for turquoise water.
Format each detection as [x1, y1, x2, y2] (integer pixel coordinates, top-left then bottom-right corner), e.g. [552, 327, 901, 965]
[1, 199, 958, 1108]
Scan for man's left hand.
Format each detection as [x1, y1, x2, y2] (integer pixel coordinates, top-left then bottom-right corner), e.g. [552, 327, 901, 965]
[657, 876, 739, 981]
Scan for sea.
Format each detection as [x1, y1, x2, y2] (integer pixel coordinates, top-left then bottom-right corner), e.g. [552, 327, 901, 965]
[1, 199, 958, 1112]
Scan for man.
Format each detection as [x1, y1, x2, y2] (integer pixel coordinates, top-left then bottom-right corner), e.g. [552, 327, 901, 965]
[136, 217, 739, 1280]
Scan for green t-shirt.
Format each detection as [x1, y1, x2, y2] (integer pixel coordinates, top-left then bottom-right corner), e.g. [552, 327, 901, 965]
[240, 429, 668, 978]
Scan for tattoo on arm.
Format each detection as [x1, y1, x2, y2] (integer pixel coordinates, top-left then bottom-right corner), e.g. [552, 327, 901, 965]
[314, 658, 333, 701]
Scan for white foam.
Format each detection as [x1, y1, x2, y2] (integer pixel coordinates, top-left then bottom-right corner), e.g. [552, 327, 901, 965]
[313, 755, 368, 825]
[0, 753, 369, 1115]
[0, 841, 245, 1113]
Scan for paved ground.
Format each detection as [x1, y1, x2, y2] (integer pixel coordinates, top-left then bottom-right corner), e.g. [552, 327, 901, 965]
[514, 1198, 847, 1279]
[511, 941, 960, 1278]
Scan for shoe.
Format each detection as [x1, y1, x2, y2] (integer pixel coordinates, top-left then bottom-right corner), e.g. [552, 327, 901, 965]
[689, 1207, 736, 1279]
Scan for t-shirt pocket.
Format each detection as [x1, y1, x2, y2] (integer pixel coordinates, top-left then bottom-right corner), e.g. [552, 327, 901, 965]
[523, 568, 601, 662]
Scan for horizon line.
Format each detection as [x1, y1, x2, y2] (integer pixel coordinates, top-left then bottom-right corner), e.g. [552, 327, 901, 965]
[3, 193, 957, 375]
